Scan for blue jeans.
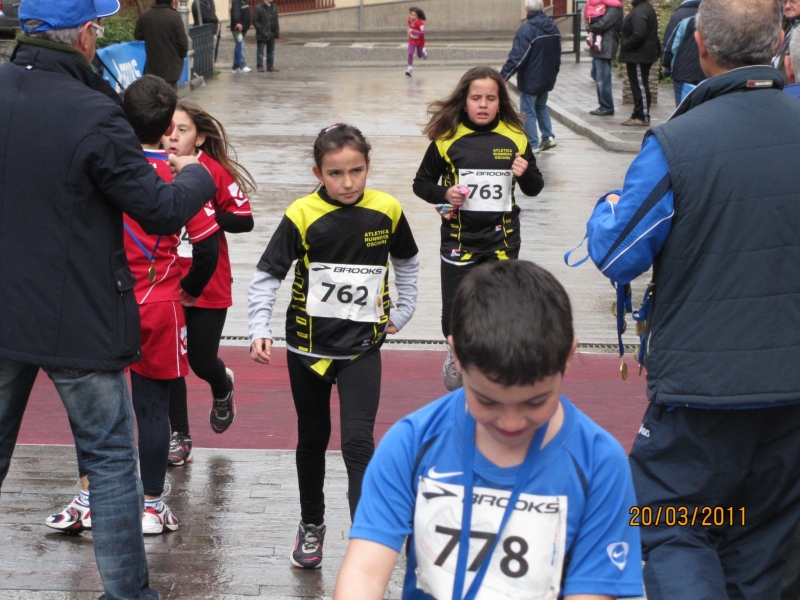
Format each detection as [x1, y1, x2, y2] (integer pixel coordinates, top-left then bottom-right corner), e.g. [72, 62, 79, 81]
[0, 359, 157, 600]
[232, 30, 246, 69]
[593, 57, 614, 112]
[257, 38, 275, 69]
[519, 91, 553, 147]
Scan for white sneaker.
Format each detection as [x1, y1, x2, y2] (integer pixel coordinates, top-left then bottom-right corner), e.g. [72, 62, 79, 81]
[45, 497, 91, 533]
[442, 346, 462, 391]
[240, 66, 252, 73]
[142, 501, 179, 535]
[231, 68, 241, 73]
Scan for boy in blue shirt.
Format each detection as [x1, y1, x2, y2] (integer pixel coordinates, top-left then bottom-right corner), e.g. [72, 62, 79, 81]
[334, 261, 643, 600]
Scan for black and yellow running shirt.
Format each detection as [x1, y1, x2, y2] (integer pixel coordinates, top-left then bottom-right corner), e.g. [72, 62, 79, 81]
[257, 187, 418, 357]
[412, 115, 544, 261]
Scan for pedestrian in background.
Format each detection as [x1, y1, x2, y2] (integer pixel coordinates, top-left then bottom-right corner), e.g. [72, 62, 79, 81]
[254, 0, 280, 73]
[661, 0, 703, 106]
[134, 0, 188, 89]
[500, 0, 562, 151]
[773, 0, 799, 84]
[618, 0, 660, 126]
[585, 0, 800, 596]
[230, 0, 252, 73]
[191, 0, 218, 27]
[405, 6, 427, 77]
[786, 26, 800, 99]
[587, 0, 622, 115]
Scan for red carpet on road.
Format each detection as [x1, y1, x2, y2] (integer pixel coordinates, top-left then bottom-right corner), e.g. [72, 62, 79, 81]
[17, 348, 647, 453]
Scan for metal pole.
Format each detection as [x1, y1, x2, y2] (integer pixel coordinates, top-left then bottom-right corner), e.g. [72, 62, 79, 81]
[573, 10, 580, 63]
[359, 0, 364, 32]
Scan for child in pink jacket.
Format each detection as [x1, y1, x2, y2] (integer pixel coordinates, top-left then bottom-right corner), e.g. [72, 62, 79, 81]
[406, 7, 427, 77]
[585, 0, 622, 52]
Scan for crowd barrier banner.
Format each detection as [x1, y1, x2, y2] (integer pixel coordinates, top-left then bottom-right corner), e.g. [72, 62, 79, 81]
[98, 41, 189, 92]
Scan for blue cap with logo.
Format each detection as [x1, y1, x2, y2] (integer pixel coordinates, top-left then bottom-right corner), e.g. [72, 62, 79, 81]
[19, 0, 121, 33]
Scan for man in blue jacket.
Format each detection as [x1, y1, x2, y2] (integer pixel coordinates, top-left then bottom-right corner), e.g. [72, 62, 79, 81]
[501, 0, 561, 151]
[0, 0, 216, 597]
[584, 0, 800, 597]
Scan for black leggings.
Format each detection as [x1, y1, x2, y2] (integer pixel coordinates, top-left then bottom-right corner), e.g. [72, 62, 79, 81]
[169, 306, 229, 436]
[77, 371, 171, 497]
[287, 350, 382, 525]
[440, 247, 519, 337]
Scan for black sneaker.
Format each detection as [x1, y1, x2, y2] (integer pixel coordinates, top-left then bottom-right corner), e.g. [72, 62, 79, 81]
[290, 521, 326, 569]
[209, 368, 235, 434]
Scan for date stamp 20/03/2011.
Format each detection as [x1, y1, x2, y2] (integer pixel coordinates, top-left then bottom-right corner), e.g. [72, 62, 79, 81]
[630, 506, 746, 527]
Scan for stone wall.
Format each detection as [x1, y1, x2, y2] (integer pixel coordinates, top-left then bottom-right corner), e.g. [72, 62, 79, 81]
[621, 0, 661, 106]
[278, 0, 526, 33]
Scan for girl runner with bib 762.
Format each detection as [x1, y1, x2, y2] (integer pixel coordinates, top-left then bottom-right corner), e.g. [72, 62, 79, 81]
[248, 124, 420, 570]
[412, 66, 544, 392]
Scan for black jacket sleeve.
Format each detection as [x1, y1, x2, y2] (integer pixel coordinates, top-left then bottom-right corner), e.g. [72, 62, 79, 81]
[500, 23, 535, 80]
[216, 212, 254, 233]
[661, 12, 680, 69]
[589, 8, 622, 34]
[516, 145, 544, 197]
[621, 9, 649, 52]
[257, 215, 305, 280]
[84, 108, 217, 236]
[180, 232, 219, 298]
[412, 141, 450, 205]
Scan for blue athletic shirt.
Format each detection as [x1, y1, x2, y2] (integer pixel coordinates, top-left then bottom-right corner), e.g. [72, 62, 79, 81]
[351, 390, 643, 599]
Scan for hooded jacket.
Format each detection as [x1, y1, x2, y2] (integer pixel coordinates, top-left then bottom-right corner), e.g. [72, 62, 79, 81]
[500, 10, 562, 96]
[0, 39, 216, 371]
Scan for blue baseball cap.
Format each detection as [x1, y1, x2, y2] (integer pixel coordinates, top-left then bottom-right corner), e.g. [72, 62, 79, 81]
[19, 0, 121, 33]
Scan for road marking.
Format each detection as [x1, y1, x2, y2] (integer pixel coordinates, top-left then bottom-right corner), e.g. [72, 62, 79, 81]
[351, 43, 374, 49]
[304, 42, 330, 47]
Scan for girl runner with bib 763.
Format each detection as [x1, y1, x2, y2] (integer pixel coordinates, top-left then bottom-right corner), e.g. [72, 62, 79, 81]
[412, 66, 544, 392]
[248, 124, 420, 570]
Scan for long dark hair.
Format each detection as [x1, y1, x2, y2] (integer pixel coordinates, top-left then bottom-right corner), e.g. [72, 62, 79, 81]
[175, 99, 257, 196]
[422, 66, 525, 141]
[409, 6, 426, 20]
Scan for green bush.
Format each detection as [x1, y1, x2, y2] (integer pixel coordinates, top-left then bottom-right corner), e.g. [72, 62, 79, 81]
[97, 12, 138, 48]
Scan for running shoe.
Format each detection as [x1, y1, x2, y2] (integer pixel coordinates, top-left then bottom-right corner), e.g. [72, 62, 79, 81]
[210, 368, 236, 434]
[405, 67, 413, 77]
[167, 431, 193, 466]
[142, 501, 179, 535]
[422, 50, 428, 60]
[231, 68, 241, 73]
[46, 497, 91, 533]
[240, 66, 253, 73]
[539, 136, 557, 151]
[442, 346, 463, 391]
[290, 521, 326, 569]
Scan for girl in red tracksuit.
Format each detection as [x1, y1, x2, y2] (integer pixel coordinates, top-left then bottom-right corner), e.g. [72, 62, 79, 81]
[406, 6, 427, 77]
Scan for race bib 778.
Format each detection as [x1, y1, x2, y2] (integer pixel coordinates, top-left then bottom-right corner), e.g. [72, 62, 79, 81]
[414, 476, 567, 599]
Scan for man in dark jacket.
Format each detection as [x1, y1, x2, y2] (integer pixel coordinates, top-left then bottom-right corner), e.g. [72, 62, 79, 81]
[191, 0, 218, 27]
[618, 0, 660, 125]
[230, 0, 252, 73]
[134, 0, 188, 89]
[254, 0, 280, 73]
[2, 0, 216, 597]
[501, 0, 561, 150]
[588, 4, 622, 115]
[585, 0, 800, 597]
[662, 0, 703, 105]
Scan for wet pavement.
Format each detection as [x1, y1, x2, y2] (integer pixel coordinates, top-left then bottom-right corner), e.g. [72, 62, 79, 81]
[1, 42, 652, 599]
